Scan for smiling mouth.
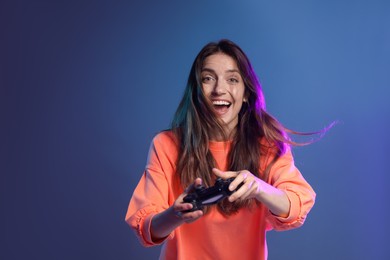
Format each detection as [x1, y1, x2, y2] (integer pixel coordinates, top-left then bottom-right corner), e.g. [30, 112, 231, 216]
[212, 100, 231, 115]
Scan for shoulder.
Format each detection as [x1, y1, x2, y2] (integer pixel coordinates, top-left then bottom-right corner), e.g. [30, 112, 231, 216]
[151, 130, 179, 154]
[259, 137, 293, 169]
[146, 130, 180, 169]
[259, 137, 290, 156]
[153, 130, 177, 145]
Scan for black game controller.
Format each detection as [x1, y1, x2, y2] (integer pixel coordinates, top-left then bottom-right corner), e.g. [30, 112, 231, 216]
[182, 177, 243, 212]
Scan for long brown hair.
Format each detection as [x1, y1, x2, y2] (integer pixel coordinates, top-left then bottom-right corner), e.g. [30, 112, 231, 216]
[171, 39, 328, 215]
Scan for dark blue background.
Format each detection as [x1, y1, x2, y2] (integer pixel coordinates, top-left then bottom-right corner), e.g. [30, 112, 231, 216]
[1, 1, 389, 259]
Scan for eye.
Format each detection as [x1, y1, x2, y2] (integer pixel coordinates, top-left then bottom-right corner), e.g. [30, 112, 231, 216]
[228, 77, 239, 84]
[202, 75, 215, 83]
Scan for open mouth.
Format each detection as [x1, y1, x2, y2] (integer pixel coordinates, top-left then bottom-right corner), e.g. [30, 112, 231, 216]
[212, 100, 231, 115]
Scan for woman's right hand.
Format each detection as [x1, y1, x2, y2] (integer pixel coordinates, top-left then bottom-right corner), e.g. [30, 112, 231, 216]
[172, 177, 204, 223]
[150, 178, 204, 241]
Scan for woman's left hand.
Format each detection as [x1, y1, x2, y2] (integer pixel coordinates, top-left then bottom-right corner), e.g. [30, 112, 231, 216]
[212, 168, 290, 217]
[212, 168, 264, 202]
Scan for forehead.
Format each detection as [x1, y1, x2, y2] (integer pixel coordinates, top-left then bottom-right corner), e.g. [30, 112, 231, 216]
[202, 53, 239, 71]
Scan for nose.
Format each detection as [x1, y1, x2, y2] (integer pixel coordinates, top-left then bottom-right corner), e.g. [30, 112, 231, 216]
[212, 79, 226, 95]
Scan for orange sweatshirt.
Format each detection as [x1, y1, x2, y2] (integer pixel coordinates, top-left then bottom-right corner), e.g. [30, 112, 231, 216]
[126, 131, 316, 260]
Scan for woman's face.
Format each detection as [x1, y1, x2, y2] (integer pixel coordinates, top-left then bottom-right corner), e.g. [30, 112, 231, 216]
[201, 53, 246, 135]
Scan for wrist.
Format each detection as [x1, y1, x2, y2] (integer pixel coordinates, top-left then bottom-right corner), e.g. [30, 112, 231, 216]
[254, 180, 269, 202]
[151, 207, 184, 241]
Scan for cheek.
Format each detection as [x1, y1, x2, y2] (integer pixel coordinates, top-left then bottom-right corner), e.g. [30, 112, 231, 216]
[235, 101, 244, 113]
[232, 87, 246, 103]
[201, 84, 212, 96]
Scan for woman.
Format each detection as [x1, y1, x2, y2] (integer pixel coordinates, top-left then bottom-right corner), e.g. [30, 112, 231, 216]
[126, 39, 319, 260]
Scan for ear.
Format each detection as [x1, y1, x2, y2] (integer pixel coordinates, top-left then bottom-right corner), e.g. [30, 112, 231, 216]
[243, 91, 249, 103]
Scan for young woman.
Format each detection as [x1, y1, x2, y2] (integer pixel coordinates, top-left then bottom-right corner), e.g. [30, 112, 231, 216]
[126, 39, 319, 260]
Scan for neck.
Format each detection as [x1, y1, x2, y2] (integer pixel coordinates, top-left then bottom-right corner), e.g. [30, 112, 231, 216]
[209, 127, 236, 142]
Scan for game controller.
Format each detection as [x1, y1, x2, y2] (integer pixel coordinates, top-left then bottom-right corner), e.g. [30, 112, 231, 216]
[182, 177, 243, 212]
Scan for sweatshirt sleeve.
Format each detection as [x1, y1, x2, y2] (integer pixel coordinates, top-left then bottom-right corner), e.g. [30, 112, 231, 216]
[265, 147, 316, 231]
[125, 133, 178, 247]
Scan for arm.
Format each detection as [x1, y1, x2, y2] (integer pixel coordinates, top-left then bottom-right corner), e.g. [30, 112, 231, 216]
[125, 132, 204, 246]
[150, 178, 204, 241]
[213, 148, 315, 230]
[213, 168, 290, 217]
[265, 149, 316, 230]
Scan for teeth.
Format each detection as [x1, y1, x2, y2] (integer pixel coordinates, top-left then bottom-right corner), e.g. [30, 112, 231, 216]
[212, 100, 231, 106]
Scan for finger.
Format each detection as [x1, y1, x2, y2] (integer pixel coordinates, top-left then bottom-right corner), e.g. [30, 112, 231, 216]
[228, 171, 248, 191]
[238, 181, 256, 200]
[175, 207, 200, 219]
[228, 171, 253, 200]
[228, 179, 247, 201]
[174, 200, 193, 211]
[212, 168, 238, 179]
[174, 207, 202, 219]
[194, 177, 202, 187]
[182, 210, 204, 223]
[230, 178, 258, 202]
[184, 178, 203, 193]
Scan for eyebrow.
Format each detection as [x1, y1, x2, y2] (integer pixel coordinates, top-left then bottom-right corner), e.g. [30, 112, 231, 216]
[201, 68, 241, 74]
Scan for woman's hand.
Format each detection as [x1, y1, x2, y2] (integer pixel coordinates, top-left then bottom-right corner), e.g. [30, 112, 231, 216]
[212, 168, 264, 202]
[172, 178, 204, 223]
[150, 178, 204, 241]
[212, 168, 290, 217]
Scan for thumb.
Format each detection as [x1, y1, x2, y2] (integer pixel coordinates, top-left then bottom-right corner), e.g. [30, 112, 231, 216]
[194, 177, 203, 187]
[212, 168, 237, 179]
[184, 177, 203, 193]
